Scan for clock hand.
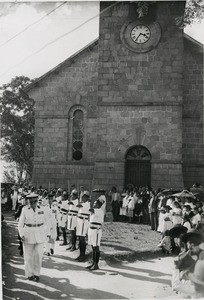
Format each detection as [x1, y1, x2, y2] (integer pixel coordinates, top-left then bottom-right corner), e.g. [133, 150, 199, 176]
[142, 33, 149, 39]
[136, 33, 142, 41]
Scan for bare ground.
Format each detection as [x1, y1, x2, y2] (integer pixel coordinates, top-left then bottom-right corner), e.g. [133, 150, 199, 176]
[1, 212, 179, 300]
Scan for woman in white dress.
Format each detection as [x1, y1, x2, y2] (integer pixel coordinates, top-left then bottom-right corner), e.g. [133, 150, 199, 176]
[171, 201, 182, 226]
[157, 207, 166, 234]
[119, 193, 129, 222]
[163, 205, 173, 233]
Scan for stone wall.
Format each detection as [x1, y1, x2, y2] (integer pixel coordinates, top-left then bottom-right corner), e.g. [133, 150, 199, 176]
[183, 38, 204, 187]
[28, 41, 99, 188]
[92, 105, 183, 191]
[32, 163, 95, 191]
[98, 2, 184, 105]
[95, 1, 185, 189]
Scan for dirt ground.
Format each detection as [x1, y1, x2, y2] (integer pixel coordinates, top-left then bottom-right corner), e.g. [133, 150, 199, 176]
[1, 212, 180, 300]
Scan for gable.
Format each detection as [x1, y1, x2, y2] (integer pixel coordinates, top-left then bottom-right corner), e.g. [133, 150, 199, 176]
[25, 39, 98, 94]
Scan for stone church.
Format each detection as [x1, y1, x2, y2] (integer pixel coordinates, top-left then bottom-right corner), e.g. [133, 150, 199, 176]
[25, 1, 204, 193]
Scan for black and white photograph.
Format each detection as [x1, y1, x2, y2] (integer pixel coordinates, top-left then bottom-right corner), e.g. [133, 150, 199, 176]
[1, 0, 204, 299]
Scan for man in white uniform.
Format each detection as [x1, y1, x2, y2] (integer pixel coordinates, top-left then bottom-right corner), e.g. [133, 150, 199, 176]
[55, 188, 63, 240]
[59, 191, 69, 245]
[76, 191, 91, 261]
[44, 193, 60, 255]
[18, 193, 51, 282]
[87, 198, 104, 270]
[66, 190, 79, 251]
[97, 190, 106, 216]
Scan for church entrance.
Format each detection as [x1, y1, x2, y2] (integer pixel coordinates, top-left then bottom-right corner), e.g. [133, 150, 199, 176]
[125, 145, 151, 188]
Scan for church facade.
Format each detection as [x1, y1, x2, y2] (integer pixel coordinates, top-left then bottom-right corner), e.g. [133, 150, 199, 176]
[26, 1, 204, 192]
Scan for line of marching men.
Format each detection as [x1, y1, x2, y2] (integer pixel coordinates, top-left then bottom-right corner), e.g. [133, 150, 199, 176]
[16, 188, 106, 282]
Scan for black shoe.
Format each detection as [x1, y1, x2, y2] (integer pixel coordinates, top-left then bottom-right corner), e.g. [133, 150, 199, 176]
[89, 264, 99, 270]
[50, 249, 54, 255]
[28, 276, 35, 281]
[77, 256, 86, 262]
[34, 276, 40, 282]
[47, 252, 51, 256]
[66, 246, 73, 251]
[85, 263, 94, 269]
[60, 242, 67, 246]
[70, 247, 76, 252]
[75, 255, 82, 261]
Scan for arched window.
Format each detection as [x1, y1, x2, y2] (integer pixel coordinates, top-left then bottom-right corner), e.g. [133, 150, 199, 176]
[125, 146, 151, 161]
[72, 110, 84, 160]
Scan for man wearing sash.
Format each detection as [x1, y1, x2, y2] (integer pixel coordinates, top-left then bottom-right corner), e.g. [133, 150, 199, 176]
[87, 198, 104, 270]
[55, 188, 63, 240]
[59, 191, 69, 246]
[66, 189, 79, 251]
[44, 193, 60, 255]
[76, 191, 91, 261]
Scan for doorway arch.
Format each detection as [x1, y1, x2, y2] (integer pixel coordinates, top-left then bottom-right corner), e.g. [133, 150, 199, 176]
[125, 145, 151, 188]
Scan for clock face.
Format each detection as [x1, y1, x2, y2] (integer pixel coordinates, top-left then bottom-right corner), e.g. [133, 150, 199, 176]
[131, 25, 151, 44]
[120, 21, 161, 53]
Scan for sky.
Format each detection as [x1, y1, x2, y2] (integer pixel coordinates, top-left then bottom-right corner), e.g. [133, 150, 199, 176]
[0, 1, 203, 87]
[0, 1, 99, 86]
[0, 0, 203, 181]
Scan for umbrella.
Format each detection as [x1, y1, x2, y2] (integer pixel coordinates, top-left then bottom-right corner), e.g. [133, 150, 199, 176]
[157, 189, 181, 197]
[190, 187, 204, 201]
[169, 225, 188, 238]
[172, 190, 196, 199]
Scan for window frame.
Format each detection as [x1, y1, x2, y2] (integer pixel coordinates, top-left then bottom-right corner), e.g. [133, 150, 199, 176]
[67, 105, 87, 162]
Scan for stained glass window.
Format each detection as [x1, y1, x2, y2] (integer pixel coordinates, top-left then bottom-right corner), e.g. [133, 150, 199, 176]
[72, 110, 83, 160]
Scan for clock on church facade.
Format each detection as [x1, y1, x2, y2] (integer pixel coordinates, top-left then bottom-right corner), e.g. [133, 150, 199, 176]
[120, 20, 161, 53]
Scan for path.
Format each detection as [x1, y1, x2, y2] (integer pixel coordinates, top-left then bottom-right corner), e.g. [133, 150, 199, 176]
[2, 212, 180, 300]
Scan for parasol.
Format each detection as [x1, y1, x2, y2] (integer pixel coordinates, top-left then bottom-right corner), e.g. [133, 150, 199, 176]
[172, 190, 196, 199]
[157, 189, 181, 197]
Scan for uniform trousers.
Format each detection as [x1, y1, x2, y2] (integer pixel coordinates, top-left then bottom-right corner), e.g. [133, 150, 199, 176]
[45, 239, 55, 253]
[12, 197, 18, 211]
[23, 243, 44, 277]
[88, 228, 102, 247]
[45, 227, 57, 253]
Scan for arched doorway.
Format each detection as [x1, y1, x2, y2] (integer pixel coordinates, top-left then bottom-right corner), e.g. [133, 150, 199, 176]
[125, 145, 151, 188]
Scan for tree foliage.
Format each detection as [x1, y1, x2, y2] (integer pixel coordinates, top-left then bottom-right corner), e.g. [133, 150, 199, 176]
[0, 76, 35, 184]
[3, 167, 16, 184]
[135, 0, 204, 27]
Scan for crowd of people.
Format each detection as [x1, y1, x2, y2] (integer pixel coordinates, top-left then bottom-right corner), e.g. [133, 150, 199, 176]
[109, 183, 204, 298]
[2, 182, 204, 297]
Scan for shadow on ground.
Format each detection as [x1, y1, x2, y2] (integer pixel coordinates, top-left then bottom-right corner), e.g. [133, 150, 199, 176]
[2, 211, 172, 300]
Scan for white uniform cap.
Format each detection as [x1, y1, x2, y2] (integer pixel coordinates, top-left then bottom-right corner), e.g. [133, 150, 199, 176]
[26, 193, 38, 199]
[71, 189, 78, 195]
[83, 191, 89, 197]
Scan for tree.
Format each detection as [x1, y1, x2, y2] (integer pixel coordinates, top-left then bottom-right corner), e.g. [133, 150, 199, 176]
[135, 0, 204, 27]
[0, 76, 35, 184]
[3, 167, 16, 184]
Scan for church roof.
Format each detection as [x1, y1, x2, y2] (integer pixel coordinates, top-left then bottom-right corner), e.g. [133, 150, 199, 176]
[24, 33, 202, 93]
[24, 38, 98, 93]
[184, 33, 203, 53]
